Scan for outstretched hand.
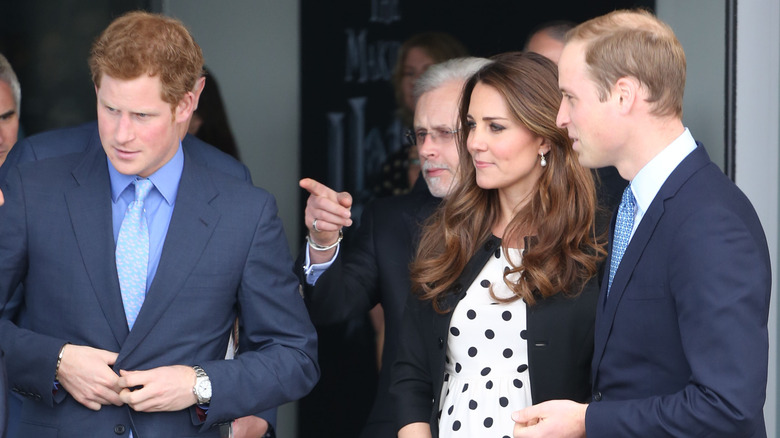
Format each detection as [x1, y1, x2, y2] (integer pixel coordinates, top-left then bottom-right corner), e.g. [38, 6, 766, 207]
[299, 178, 352, 262]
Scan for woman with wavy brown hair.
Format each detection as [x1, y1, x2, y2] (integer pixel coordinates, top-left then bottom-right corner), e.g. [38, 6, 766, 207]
[391, 51, 605, 438]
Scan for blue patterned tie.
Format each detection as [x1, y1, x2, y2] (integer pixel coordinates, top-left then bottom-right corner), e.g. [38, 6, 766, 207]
[116, 178, 153, 330]
[608, 185, 636, 295]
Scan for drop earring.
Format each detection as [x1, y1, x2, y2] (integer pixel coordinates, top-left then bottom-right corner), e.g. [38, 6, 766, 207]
[540, 152, 547, 167]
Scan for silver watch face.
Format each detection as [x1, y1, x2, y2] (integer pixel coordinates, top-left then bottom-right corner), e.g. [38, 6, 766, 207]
[196, 378, 212, 401]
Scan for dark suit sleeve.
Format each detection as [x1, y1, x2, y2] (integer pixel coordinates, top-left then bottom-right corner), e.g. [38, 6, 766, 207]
[199, 192, 319, 429]
[390, 293, 434, 432]
[300, 201, 382, 325]
[586, 200, 770, 437]
[0, 168, 66, 407]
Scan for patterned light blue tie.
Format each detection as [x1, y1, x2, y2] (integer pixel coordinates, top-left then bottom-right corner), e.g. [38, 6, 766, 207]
[116, 178, 153, 330]
[608, 185, 636, 295]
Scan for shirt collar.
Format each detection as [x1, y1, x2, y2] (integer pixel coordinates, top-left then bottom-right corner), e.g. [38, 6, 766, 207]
[630, 128, 697, 215]
[108, 142, 184, 205]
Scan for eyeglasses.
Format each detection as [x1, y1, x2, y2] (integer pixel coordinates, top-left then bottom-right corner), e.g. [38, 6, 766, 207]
[405, 128, 459, 146]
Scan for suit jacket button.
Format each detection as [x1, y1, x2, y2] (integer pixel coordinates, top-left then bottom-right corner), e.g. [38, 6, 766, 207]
[593, 392, 602, 402]
[114, 424, 126, 434]
[438, 337, 444, 349]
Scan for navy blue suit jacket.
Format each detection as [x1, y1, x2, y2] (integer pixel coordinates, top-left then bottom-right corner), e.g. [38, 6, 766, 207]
[0, 124, 318, 436]
[586, 145, 771, 437]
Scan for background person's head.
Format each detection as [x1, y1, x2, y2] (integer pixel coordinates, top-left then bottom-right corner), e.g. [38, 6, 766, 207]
[0, 53, 21, 166]
[90, 11, 204, 177]
[392, 32, 468, 127]
[523, 20, 576, 64]
[187, 67, 240, 160]
[412, 57, 490, 198]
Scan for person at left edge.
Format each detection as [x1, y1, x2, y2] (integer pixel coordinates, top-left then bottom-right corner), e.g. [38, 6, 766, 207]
[0, 11, 318, 437]
[0, 34, 277, 438]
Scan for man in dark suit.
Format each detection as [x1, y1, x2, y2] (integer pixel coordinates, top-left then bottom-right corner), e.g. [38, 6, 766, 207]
[297, 58, 490, 437]
[512, 9, 771, 438]
[0, 11, 317, 437]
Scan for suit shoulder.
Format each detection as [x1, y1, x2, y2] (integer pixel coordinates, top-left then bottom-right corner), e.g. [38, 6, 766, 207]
[182, 135, 250, 182]
[20, 122, 97, 157]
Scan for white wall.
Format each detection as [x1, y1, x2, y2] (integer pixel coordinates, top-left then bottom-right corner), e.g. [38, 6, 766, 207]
[657, 1, 726, 170]
[733, 1, 780, 435]
[163, 0, 301, 253]
[162, 2, 301, 437]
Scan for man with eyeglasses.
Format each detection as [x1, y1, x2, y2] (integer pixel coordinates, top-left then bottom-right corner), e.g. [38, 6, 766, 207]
[297, 57, 490, 438]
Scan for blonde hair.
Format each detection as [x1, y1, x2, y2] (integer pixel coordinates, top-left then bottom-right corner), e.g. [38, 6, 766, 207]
[567, 9, 686, 118]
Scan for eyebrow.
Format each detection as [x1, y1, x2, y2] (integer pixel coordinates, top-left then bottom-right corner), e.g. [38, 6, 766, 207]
[415, 124, 454, 130]
[0, 109, 16, 119]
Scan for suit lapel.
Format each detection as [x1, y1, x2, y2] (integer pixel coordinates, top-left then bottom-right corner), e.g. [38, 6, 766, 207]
[118, 155, 220, 360]
[66, 142, 129, 347]
[591, 145, 711, 376]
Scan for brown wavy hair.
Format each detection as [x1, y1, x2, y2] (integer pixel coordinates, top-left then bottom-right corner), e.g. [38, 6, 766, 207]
[89, 11, 204, 114]
[410, 51, 605, 313]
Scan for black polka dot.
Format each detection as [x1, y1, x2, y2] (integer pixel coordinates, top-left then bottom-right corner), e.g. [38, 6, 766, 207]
[481, 367, 491, 376]
[469, 399, 478, 410]
[502, 311, 512, 321]
[485, 329, 495, 339]
[453, 421, 461, 431]
[448, 405, 454, 415]
[520, 330, 528, 339]
[446, 388, 450, 396]
[444, 373, 450, 381]
[486, 380, 493, 389]
[504, 266, 510, 273]
[438, 410, 442, 419]
[484, 417, 494, 428]
[450, 327, 460, 336]
[467, 309, 477, 319]
[455, 363, 462, 373]
[494, 248, 501, 258]
[462, 383, 469, 392]
[518, 364, 528, 373]
[503, 348, 513, 358]
[499, 397, 509, 407]
[468, 347, 478, 357]
[480, 279, 491, 288]
[513, 379, 523, 388]
[445, 356, 450, 364]
[503, 436, 511, 438]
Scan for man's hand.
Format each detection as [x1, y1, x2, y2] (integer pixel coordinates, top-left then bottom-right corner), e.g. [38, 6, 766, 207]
[56, 344, 122, 411]
[512, 400, 588, 438]
[299, 178, 352, 263]
[0, 188, 4, 206]
[231, 415, 269, 438]
[117, 365, 197, 412]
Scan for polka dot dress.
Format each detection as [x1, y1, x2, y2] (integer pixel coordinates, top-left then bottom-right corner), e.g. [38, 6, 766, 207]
[438, 246, 531, 438]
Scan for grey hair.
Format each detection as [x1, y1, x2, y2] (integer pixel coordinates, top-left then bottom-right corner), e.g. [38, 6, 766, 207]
[0, 53, 20, 111]
[413, 57, 491, 101]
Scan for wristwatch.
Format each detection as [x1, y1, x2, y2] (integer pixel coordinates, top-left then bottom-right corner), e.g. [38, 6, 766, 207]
[192, 365, 212, 404]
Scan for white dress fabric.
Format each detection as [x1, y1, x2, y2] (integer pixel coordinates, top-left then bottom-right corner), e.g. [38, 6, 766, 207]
[438, 246, 531, 438]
